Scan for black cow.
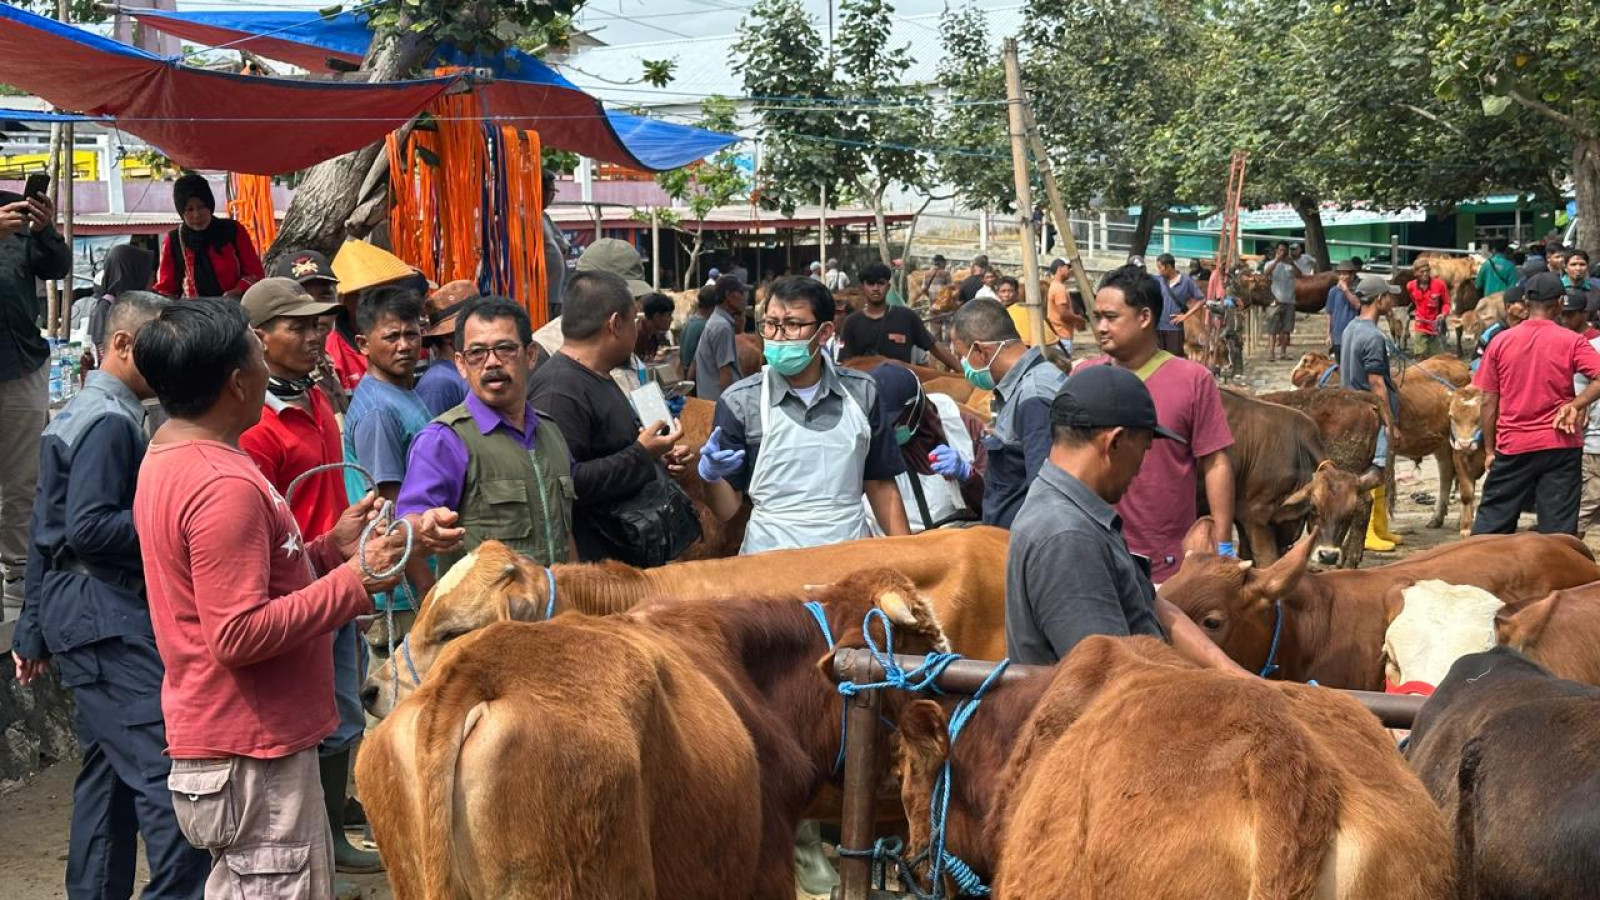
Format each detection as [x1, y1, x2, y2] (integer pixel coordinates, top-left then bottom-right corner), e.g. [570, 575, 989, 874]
[1405, 646, 1600, 899]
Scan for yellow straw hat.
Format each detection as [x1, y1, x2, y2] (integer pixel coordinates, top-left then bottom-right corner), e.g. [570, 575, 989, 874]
[332, 240, 417, 296]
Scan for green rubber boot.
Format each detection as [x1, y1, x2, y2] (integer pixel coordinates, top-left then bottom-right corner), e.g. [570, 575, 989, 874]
[320, 748, 384, 875]
[794, 819, 839, 896]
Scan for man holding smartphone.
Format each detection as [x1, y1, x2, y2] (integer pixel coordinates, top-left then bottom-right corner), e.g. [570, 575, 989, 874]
[0, 182, 70, 618]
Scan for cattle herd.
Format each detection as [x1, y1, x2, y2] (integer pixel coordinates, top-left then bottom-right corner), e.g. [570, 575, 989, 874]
[346, 256, 1600, 898]
[350, 519, 1600, 898]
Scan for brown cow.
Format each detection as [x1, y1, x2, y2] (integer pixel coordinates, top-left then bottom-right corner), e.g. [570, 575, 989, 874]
[1216, 389, 1369, 566]
[1496, 584, 1600, 686]
[734, 332, 763, 379]
[1233, 268, 1341, 313]
[362, 529, 1009, 716]
[1444, 386, 1488, 536]
[1291, 351, 1468, 390]
[921, 375, 977, 405]
[1404, 647, 1600, 900]
[1162, 520, 1600, 688]
[895, 636, 1454, 899]
[358, 567, 949, 899]
[675, 397, 748, 559]
[840, 355, 950, 381]
[1259, 388, 1383, 567]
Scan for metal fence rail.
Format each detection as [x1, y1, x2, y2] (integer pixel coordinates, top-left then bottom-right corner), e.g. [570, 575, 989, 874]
[827, 648, 1425, 900]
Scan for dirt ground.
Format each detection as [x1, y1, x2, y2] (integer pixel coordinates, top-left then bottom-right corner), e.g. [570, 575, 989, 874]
[0, 312, 1571, 899]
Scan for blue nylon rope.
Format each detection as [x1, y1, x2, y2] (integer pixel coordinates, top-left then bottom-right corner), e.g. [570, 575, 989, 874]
[924, 659, 1009, 898]
[1260, 599, 1285, 678]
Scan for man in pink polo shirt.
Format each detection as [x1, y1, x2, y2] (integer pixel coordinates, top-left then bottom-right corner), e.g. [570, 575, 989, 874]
[131, 298, 460, 898]
[1472, 272, 1600, 535]
[1079, 264, 1236, 582]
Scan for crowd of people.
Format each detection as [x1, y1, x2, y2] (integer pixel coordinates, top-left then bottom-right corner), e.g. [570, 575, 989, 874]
[10, 162, 1600, 899]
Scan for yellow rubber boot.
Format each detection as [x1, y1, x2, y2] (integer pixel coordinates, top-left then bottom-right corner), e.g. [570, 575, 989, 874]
[1372, 485, 1405, 544]
[1365, 487, 1397, 552]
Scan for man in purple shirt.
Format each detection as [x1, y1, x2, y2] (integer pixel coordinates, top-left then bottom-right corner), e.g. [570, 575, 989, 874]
[397, 297, 577, 569]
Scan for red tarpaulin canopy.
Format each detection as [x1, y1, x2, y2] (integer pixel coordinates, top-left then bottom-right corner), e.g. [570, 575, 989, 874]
[0, 4, 454, 175]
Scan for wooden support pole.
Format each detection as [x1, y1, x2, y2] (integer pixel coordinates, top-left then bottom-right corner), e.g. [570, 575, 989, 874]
[835, 652, 885, 900]
[58, 122, 74, 339]
[1021, 102, 1097, 324]
[1001, 39, 1046, 348]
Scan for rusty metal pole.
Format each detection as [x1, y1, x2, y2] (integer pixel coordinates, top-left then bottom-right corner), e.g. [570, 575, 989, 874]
[1001, 39, 1046, 348]
[835, 651, 885, 900]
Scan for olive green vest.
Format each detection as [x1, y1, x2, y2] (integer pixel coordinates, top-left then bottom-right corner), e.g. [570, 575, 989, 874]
[436, 403, 575, 571]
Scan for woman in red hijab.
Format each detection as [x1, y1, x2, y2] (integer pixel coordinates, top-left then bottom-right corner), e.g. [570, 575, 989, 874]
[152, 174, 264, 298]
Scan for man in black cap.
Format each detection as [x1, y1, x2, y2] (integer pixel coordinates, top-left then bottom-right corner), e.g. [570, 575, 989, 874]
[1004, 364, 1247, 670]
[272, 249, 347, 414]
[1472, 271, 1600, 535]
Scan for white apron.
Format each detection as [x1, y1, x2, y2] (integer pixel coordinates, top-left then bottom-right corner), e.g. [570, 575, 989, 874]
[867, 393, 975, 535]
[740, 365, 873, 555]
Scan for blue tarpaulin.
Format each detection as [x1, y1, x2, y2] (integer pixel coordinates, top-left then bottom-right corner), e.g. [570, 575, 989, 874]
[129, 8, 738, 172]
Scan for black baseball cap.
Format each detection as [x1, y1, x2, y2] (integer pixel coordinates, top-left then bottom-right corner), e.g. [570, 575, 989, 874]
[1561, 288, 1589, 314]
[1052, 365, 1185, 442]
[1524, 271, 1565, 303]
[271, 249, 337, 286]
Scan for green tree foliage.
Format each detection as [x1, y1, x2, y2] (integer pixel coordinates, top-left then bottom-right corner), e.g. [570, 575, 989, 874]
[734, 0, 930, 262]
[933, 4, 1011, 213]
[1419, 0, 1599, 249]
[1159, 0, 1561, 266]
[652, 97, 748, 288]
[1021, 0, 1201, 250]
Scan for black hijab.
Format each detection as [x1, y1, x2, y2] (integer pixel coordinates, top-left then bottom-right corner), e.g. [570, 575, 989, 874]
[171, 173, 236, 297]
[89, 243, 154, 352]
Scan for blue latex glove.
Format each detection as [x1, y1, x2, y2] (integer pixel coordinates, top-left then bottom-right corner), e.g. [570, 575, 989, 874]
[697, 426, 746, 483]
[1217, 541, 1237, 558]
[928, 444, 972, 482]
[666, 394, 686, 417]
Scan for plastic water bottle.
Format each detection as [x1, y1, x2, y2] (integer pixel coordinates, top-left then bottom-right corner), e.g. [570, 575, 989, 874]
[47, 338, 63, 403]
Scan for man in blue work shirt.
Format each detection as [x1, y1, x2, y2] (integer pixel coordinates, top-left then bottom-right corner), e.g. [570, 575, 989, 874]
[12, 291, 209, 900]
[949, 297, 1068, 527]
[1325, 260, 1362, 358]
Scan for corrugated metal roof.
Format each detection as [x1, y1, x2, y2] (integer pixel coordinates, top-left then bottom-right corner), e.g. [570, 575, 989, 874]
[554, 4, 1023, 107]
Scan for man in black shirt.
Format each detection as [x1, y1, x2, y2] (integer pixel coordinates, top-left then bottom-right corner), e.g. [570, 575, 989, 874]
[956, 254, 990, 304]
[838, 262, 962, 369]
[528, 271, 690, 562]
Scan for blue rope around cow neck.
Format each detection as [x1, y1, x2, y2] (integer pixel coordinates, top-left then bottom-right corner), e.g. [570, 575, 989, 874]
[394, 566, 558, 692]
[837, 608, 966, 698]
[924, 658, 1009, 898]
[1260, 599, 1284, 678]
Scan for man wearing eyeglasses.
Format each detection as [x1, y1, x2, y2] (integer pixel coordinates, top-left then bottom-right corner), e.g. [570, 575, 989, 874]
[397, 296, 577, 568]
[697, 276, 910, 552]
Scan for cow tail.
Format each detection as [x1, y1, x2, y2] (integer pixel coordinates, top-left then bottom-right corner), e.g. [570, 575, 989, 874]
[1455, 738, 1485, 900]
[1244, 722, 1339, 900]
[413, 675, 482, 899]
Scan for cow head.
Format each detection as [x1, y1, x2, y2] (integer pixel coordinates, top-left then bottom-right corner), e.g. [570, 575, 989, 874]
[362, 541, 554, 718]
[1230, 270, 1272, 307]
[1449, 386, 1485, 453]
[1163, 519, 1315, 674]
[817, 567, 951, 664]
[1278, 460, 1381, 567]
[1289, 353, 1335, 389]
[1383, 580, 1505, 696]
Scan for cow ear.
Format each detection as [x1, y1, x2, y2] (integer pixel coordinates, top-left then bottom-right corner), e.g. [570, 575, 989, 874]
[1278, 481, 1315, 517]
[1252, 533, 1313, 599]
[1182, 517, 1217, 557]
[1496, 590, 1561, 650]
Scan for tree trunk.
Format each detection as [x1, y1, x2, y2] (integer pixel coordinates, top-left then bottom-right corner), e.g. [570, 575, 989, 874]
[1291, 194, 1330, 271]
[898, 194, 937, 300]
[267, 28, 434, 266]
[683, 226, 706, 290]
[1575, 136, 1600, 258]
[1129, 201, 1165, 259]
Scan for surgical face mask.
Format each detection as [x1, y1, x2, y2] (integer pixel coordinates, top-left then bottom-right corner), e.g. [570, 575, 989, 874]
[763, 334, 818, 376]
[962, 340, 1010, 391]
[894, 390, 924, 446]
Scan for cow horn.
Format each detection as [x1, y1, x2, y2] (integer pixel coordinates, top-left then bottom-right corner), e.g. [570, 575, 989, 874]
[877, 590, 918, 626]
[1236, 560, 1254, 573]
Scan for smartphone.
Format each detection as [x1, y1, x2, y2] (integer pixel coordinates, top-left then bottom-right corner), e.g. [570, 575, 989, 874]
[23, 172, 49, 203]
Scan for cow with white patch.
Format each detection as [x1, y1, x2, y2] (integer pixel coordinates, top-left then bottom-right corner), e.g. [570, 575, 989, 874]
[1383, 580, 1505, 697]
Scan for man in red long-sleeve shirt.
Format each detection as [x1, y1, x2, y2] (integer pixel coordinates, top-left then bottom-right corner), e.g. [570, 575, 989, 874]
[131, 298, 460, 898]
